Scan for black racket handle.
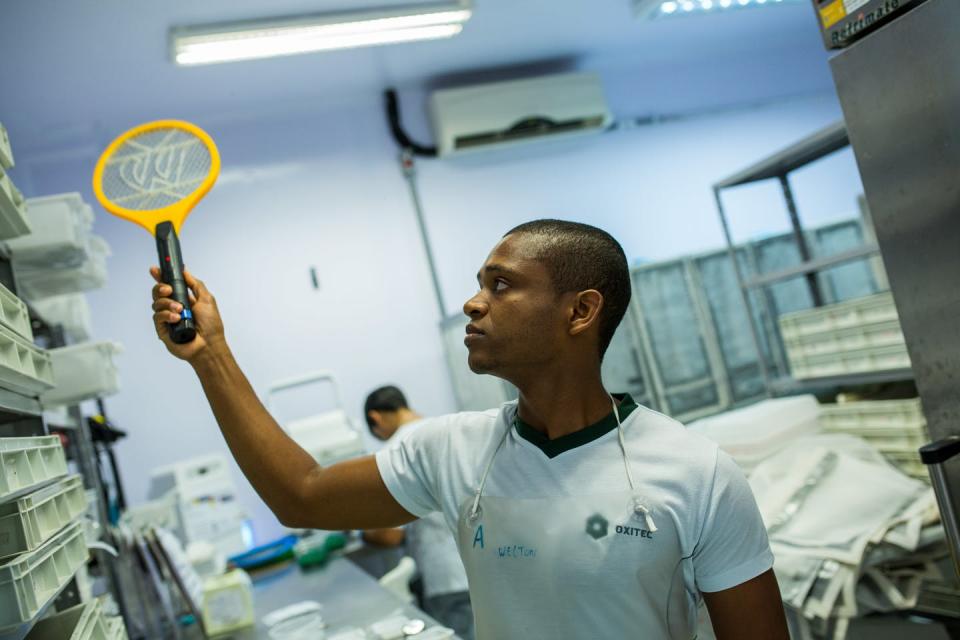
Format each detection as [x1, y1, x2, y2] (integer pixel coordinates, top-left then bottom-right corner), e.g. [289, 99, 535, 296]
[155, 222, 197, 344]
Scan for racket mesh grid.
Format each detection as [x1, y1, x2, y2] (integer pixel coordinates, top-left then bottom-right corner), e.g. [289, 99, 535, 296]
[101, 128, 211, 211]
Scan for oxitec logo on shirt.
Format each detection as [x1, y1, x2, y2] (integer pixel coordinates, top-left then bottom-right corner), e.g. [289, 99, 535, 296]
[585, 514, 654, 541]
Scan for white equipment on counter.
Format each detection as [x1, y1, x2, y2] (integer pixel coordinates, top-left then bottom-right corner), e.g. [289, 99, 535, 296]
[201, 568, 256, 636]
[154, 527, 255, 637]
[266, 371, 365, 468]
[145, 454, 250, 556]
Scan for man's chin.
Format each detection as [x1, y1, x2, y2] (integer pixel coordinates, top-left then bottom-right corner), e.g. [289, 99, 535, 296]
[466, 353, 495, 375]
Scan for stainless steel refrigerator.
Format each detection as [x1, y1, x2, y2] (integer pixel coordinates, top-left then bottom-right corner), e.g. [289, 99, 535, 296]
[829, 0, 960, 578]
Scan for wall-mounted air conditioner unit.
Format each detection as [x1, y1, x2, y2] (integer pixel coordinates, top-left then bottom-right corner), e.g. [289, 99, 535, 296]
[429, 72, 612, 157]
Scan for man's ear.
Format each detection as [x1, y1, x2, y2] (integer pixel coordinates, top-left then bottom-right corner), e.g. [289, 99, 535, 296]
[367, 410, 383, 428]
[569, 289, 604, 337]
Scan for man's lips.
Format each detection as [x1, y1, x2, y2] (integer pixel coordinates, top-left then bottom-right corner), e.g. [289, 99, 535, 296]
[465, 324, 485, 346]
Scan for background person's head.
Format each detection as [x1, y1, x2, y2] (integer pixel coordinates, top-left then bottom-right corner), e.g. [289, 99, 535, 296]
[364, 385, 417, 440]
[463, 219, 630, 383]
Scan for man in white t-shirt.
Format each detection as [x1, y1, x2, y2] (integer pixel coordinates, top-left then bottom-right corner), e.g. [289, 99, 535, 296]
[362, 385, 474, 640]
[149, 219, 789, 639]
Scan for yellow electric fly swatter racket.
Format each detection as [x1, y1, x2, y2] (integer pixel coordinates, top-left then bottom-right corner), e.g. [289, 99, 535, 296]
[93, 120, 220, 344]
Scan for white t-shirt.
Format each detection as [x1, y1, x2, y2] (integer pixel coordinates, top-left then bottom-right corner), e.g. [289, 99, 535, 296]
[376, 396, 773, 637]
[393, 420, 470, 599]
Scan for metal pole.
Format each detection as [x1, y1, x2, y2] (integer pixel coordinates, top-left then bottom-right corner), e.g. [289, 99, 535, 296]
[929, 462, 960, 578]
[745, 242, 789, 380]
[400, 149, 448, 319]
[714, 187, 773, 394]
[778, 174, 825, 307]
[69, 405, 131, 626]
[683, 259, 732, 410]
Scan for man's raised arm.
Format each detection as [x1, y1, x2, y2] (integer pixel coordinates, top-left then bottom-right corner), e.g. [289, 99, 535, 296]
[150, 267, 415, 530]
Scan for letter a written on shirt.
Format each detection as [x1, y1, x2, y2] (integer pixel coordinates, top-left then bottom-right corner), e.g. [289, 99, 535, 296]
[473, 525, 484, 549]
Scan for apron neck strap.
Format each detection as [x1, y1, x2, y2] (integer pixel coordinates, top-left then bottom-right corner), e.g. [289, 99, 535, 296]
[612, 395, 657, 533]
[469, 417, 511, 522]
[469, 397, 658, 533]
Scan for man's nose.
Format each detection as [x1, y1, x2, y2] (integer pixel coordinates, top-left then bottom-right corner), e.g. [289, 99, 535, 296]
[463, 293, 487, 318]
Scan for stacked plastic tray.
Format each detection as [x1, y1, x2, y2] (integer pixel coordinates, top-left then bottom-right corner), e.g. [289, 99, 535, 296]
[0, 475, 87, 560]
[779, 292, 910, 379]
[0, 437, 91, 630]
[23, 598, 115, 640]
[0, 436, 68, 501]
[0, 123, 94, 633]
[819, 398, 930, 481]
[0, 520, 88, 629]
[0, 123, 31, 242]
[0, 274, 56, 397]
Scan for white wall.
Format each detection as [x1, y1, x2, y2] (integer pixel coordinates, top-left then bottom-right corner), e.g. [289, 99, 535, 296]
[10, 54, 864, 544]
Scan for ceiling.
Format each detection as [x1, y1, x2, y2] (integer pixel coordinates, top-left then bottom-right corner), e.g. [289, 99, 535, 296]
[0, 0, 830, 153]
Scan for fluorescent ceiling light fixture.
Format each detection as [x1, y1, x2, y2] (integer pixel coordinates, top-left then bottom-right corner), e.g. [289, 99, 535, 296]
[171, 2, 472, 65]
[633, 0, 803, 18]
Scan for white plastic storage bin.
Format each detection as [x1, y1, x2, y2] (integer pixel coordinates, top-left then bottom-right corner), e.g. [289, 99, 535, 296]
[0, 280, 33, 341]
[0, 122, 13, 169]
[0, 475, 87, 560]
[40, 341, 121, 408]
[687, 395, 821, 471]
[7, 194, 94, 269]
[779, 292, 899, 340]
[0, 520, 88, 630]
[782, 320, 906, 359]
[819, 397, 929, 457]
[0, 436, 68, 502]
[0, 322, 55, 395]
[780, 292, 910, 380]
[0, 167, 31, 240]
[31, 294, 92, 343]
[820, 398, 925, 430]
[16, 235, 110, 301]
[788, 344, 911, 379]
[24, 598, 108, 640]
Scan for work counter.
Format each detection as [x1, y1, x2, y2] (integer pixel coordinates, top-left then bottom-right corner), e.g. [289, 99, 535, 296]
[235, 555, 456, 639]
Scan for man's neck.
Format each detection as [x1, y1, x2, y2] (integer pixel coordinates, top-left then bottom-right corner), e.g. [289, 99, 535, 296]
[396, 408, 423, 428]
[513, 368, 614, 440]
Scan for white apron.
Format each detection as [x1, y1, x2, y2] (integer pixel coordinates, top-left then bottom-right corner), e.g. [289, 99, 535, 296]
[455, 400, 701, 640]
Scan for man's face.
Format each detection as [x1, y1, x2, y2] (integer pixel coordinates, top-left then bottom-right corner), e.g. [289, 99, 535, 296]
[462, 234, 568, 378]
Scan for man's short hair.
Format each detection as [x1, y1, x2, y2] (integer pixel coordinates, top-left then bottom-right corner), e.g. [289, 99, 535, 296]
[364, 385, 409, 429]
[505, 219, 631, 357]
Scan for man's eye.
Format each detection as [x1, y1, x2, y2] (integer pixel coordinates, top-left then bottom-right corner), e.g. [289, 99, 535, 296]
[494, 280, 508, 292]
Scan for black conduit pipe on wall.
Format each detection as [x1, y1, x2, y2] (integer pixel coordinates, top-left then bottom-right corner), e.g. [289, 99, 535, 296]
[384, 89, 438, 157]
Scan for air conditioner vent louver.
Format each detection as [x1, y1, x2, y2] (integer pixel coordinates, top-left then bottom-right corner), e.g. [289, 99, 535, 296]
[431, 72, 612, 157]
[453, 115, 608, 150]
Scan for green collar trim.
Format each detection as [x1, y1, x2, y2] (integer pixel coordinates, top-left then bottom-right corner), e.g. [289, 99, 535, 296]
[514, 393, 638, 459]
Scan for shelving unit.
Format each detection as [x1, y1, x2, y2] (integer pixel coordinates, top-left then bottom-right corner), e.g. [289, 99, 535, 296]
[714, 121, 960, 625]
[0, 122, 131, 640]
[712, 121, 912, 394]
